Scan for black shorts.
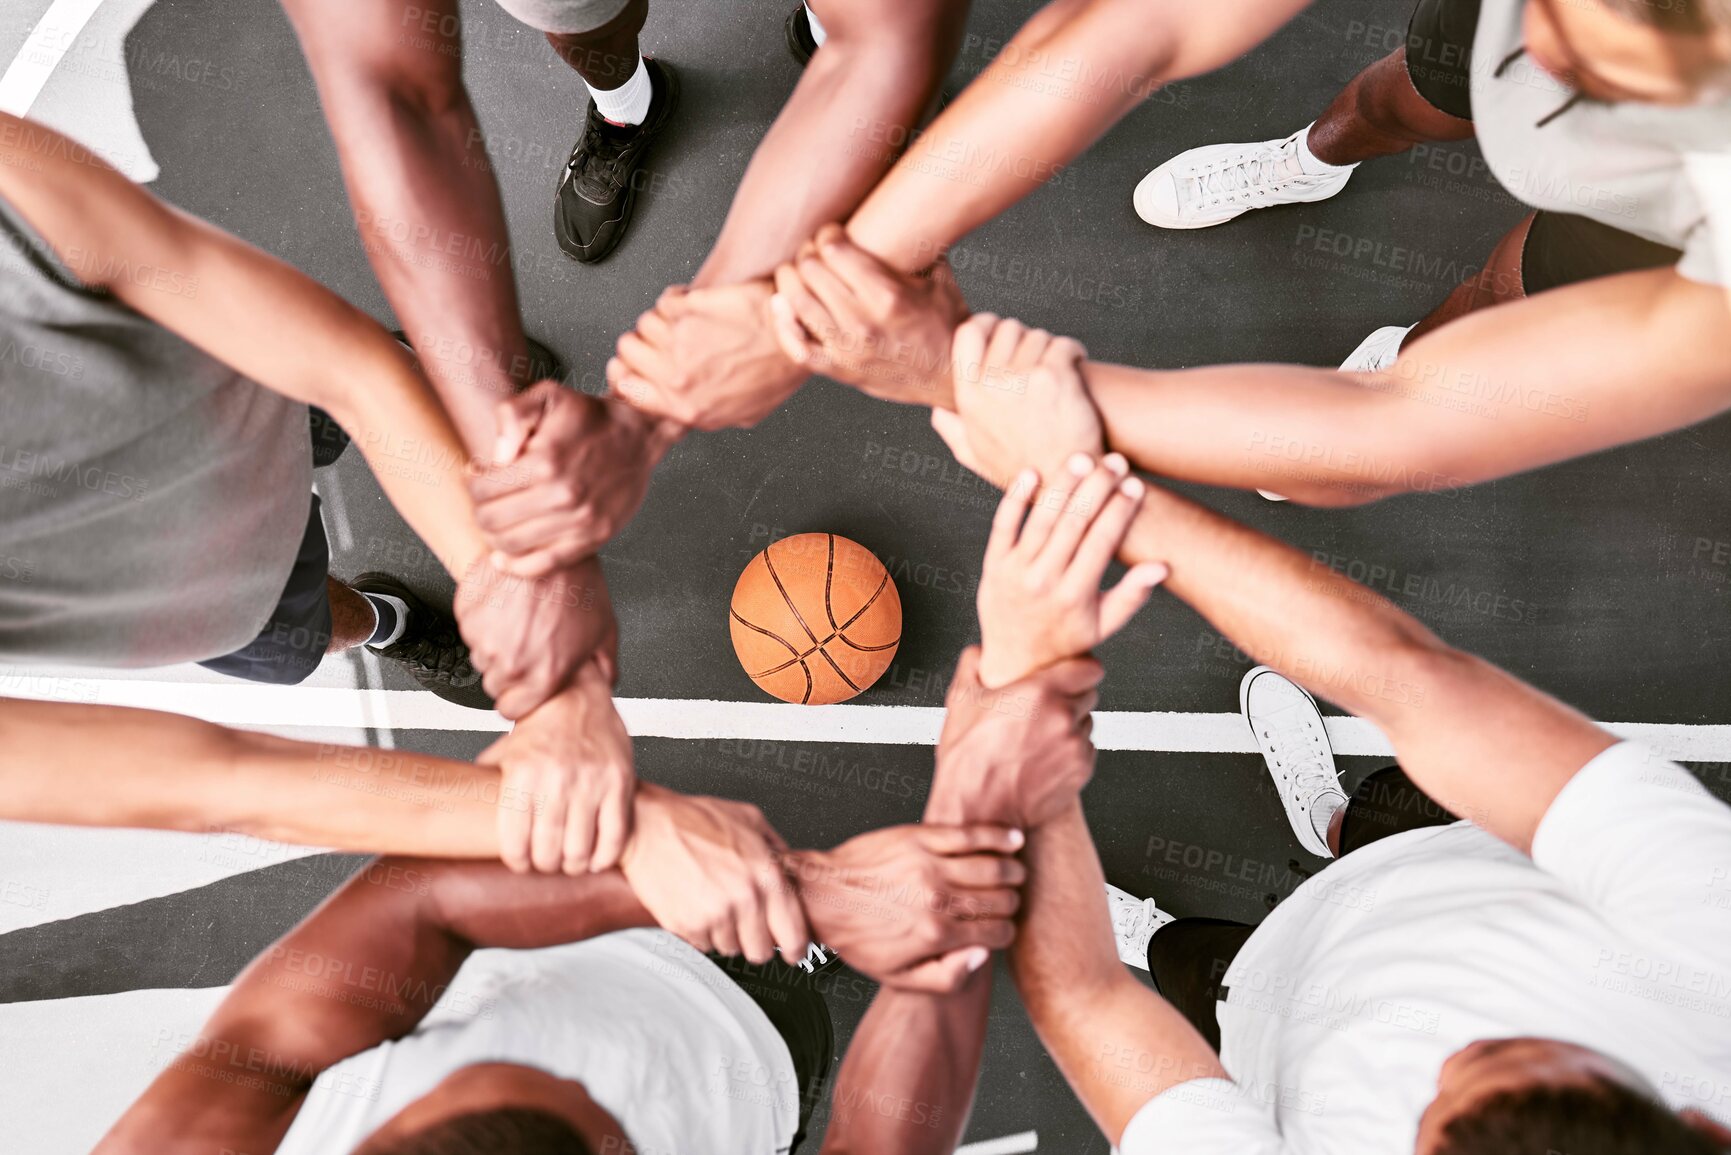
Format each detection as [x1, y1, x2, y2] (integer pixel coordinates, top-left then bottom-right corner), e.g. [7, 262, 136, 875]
[710, 952, 837, 1153]
[197, 493, 333, 686]
[1402, 0, 1682, 293]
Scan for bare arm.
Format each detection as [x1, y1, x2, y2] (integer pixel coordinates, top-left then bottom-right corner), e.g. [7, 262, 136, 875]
[1085, 267, 1731, 505]
[1011, 802, 1227, 1144]
[279, 0, 531, 452]
[0, 697, 504, 855]
[693, 0, 969, 287]
[94, 857, 655, 1155]
[1120, 483, 1614, 850]
[845, 0, 1313, 271]
[0, 111, 489, 577]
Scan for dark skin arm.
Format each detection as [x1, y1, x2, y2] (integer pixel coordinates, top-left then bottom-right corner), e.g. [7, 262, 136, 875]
[279, 0, 528, 452]
[92, 858, 656, 1155]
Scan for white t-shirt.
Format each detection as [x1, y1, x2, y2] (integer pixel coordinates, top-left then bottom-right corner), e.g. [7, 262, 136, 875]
[1470, 0, 1731, 285]
[1121, 742, 1731, 1154]
[276, 929, 800, 1155]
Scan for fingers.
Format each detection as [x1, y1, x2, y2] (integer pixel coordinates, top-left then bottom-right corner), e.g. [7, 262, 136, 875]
[813, 227, 899, 317]
[560, 780, 599, 876]
[889, 945, 993, 994]
[949, 312, 997, 396]
[771, 262, 835, 356]
[982, 316, 1025, 382]
[1039, 654, 1107, 698]
[491, 385, 550, 466]
[938, 853, 1028, 892]
[529, 767, 570, 874]
[765, 865, 812, 966]
[918, 822, 1027, 858]
[947, 885, 1023, 921]
[732, 883, 776, 965]
[708, 915, 743, 959]
[929, 408, 983, 476]
[1063, 470, 1146, 589]
[1015, 451, 1092, 557]
[1099, 562, 1170, 639]
[795, 253, 865, 332]
[1045, 333, 1088, 369]
[768, 289, 814, 366]
[985, 468, 1036, 562]
[1032, 456, 1131, 577]
[1010, 326, 1053, 374]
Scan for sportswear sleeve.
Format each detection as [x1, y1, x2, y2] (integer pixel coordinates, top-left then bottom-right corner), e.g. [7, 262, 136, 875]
[1677, 153, 1729, 286]
[1116, 1078, 1288, 1155]
[1531, 741, 1731, 973]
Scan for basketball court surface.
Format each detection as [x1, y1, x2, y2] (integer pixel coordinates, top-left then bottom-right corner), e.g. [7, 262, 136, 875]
[4, 0, 1731, 1150]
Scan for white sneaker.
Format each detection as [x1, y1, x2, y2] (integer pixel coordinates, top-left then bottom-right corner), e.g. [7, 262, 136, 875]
[1239, 667, 1346, 859]
[1339, 324, 1416, 373]
[1106, 882, 1173, 970]
[1134, 129, 1356, 230]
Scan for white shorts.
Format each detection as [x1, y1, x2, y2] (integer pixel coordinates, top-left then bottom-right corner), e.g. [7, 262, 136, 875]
[490, 0, 634, 34]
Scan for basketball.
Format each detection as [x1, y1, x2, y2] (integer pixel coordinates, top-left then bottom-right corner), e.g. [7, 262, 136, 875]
[730, 533, 902, 704]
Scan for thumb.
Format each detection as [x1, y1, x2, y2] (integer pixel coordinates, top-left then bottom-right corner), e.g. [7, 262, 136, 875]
[949, 312, 994, 396]
[1098, 562, 1169, 639]
[767, 292, 812, 365]
[889, 945, 993, 995]
[919, 823, 1026, 857]
[493, 387, 546, 466]
[930, 408, 982, 476]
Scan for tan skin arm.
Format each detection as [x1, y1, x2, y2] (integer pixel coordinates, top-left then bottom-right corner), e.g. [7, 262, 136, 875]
[0, 110, 488, 578]
[1118, 483, 1615, 852]
[1085, 267, 1731, 505]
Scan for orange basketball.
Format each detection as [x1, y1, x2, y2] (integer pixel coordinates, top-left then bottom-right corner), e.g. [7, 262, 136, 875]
[730, 533, 902, 704]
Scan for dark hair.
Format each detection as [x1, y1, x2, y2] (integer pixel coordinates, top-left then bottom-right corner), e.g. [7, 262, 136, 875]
[1435, 1077, 1721, 1155]
[1594, 0, 1731, 36]
[357, 1108, 596, 1155]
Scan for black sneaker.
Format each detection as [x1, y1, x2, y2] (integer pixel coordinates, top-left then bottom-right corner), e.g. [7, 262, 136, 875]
[350, 573, 492, 710]
[554, 57, 681, 265]
[785, 5, 819, 66]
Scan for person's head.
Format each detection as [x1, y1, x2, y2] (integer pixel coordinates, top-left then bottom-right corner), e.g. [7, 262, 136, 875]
[1417, 1037, 1729, 1155]
[353, 1062, 625, 1155]
[1523, 0, 1731, 104]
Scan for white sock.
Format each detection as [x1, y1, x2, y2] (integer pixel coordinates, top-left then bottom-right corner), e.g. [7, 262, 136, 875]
[805, 3, 828, 45]
[361, 592, 410, 650]
[1295, 122, 1355, 176]
[1309, 792, 1347, 858]
[588, 56, 653, 126]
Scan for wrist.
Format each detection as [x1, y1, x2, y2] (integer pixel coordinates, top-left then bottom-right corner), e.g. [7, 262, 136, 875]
[976, 646, 1033, 690]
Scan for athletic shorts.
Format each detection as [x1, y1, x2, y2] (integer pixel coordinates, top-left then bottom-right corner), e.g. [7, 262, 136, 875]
[708, 951, 837, 1154]
[1402, 0, 1684, 293]
[489, 0, 635, 34]
[197, 493, 333, 686]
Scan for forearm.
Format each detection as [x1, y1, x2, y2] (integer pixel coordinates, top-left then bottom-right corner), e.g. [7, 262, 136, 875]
[291, 26, 530, 451]
[695, 12, 963, 287]
[1009, 803, 1224, 1144]
[818, 983, 988, 1154]
[1084, 268, 1731, 505]
[1121, 487, 1612, 848]
[0, 699, 503, 855]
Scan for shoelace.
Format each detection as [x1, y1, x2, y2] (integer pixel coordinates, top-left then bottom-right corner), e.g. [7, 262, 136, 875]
[1111, 895, 1162, 941]
[1184, 138, 1305, 207]
[569, 115, 634, 199]
[1261, 708, 1337, 800]
[390, 631, 471, 681]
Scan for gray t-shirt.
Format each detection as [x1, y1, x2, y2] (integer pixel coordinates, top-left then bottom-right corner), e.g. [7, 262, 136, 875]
[1473, 0, 1730, 285]
[0, 193, 312, 667]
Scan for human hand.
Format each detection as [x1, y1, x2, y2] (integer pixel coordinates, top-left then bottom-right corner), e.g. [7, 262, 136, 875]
[620, 782, 810, 966]
[929, 646, 1104, 830]
[468, 383, 681, 577]
[609, 282, 808, 431]
[768, 223, 968, 407]
[479, 659, 635, 875]
[453, 554, 617, 719]
[931, 313, 1103, 487]
[787, 823, 1025, 992]
[975, 454, 1167, 688]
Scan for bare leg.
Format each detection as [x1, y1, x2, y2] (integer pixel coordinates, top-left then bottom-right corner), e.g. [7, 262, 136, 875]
[325, 577, 378, 653]
[1407, 213, 1533, 340]
[544, 0, 648, 91]
[1306, 48, 1474, 167]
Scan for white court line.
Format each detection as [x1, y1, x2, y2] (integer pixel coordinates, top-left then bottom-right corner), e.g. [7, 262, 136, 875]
[7, 676, 1731, 760]
[0, 0, 109, 114]
[957, 1131, 1037, 1155]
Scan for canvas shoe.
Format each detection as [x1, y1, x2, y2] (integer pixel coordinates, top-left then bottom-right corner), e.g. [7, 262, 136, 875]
[1240, 666, 1346, 858]
[1106, 882, 1174, 971]
[1134, 129, 1355, 230]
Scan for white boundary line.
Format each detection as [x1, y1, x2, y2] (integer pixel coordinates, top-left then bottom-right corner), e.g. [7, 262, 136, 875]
[0, 0, 109, 115]
[8, 677, 1731, 759]
[956, 1132, 1037, 1155]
